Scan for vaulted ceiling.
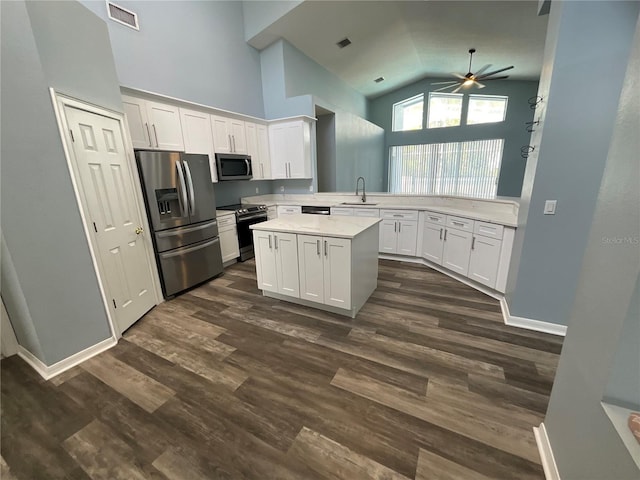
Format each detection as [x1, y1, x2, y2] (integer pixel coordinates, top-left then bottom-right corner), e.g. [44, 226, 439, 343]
[248, 1, 549, 98]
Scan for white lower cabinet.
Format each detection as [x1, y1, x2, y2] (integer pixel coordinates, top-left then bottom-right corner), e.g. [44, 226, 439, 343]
[378, 214, 418, 256]
[218, 215, 239, 263]
[253, 230, 299, 297]
[442, 227, 473, 276]
[468, 234, 502, 289]
[298, 235, 351, 309]
[421, 221, 445, 264]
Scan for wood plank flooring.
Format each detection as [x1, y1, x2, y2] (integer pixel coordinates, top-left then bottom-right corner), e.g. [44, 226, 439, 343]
[1, 259, 563, 480]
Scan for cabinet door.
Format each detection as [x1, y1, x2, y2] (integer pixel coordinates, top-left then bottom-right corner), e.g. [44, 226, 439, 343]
[219, 226, 239, 263]
[275, 232, 299, 297]
[468, 235, 502, 289]
[421, 222, 445, 265]
[379, 220, 398, 253]
[245, 123, 260, 176]
[442, 228, 472, 276]
[286, 122, 311, 179]
[229, 119, 247, 153]
[180, 108, 217, 182]
[256, 125, 271, 179]
[146, 101, 184, 151]
[122, 95, 151, 149]
[268, 124, 288, 178]
[323, 237, 351, 309]
[211, 115, 232, 153]
[298, 235, 324, 303]
[253, 231, 278, 293]
[397, 221, 418, 256]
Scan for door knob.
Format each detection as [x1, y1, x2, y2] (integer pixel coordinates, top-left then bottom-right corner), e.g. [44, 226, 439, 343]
[135, 226, 144, 235]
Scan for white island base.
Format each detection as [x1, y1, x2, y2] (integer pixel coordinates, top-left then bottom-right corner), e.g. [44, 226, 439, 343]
[251, 214, 381, 318]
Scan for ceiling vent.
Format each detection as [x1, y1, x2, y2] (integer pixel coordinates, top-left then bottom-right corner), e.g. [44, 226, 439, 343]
[374, 77, 385, 83]
[336, 38, 352, 49]
[107, 1, 139, 30]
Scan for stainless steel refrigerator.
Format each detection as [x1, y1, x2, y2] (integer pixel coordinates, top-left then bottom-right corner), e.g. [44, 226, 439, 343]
[136, 151, 223, 298]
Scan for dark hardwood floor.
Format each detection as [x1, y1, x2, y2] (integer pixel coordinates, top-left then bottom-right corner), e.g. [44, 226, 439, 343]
[1, 259, 563, 480]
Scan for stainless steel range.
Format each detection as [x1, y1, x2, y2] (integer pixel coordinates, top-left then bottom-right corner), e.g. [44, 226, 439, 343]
[217, 204, 268, 261]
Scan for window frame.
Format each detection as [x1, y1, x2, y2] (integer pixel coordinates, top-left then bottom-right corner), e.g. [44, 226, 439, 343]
[391, 93, 425, 132]
[426, 92, 464, 129]
[466, 94, 509, 125]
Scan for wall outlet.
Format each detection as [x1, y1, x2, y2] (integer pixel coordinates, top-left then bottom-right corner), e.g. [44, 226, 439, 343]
[255, 187, 259, 194]
[280, 186, 284, 192]
[309, 185, 313, 192]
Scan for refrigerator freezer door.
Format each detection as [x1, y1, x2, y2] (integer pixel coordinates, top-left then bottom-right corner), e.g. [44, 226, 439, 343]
[136, 151, 190, 231]
[158, 237, 223, 297]
[154, 219, 219, 253]
[181, 153, 217, 224]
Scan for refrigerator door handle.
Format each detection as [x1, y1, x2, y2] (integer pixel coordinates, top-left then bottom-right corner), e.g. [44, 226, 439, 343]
[175, 160, 188, 217]
[183, 160, 196, 216]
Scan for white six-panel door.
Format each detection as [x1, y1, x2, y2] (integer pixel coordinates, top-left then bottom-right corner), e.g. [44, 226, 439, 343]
[64, 106, 157, 334]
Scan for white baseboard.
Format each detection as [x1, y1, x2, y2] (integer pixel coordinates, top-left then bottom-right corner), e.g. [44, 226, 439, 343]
[17, 336, 117, 380]
[534, 423, 561, 480]
[500, 298, 567, 336]
[379, 253, 567, 337]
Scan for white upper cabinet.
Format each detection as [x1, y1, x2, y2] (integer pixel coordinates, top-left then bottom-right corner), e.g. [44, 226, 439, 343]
[211, 115, 247, 154]
[179, 107, 217, 182]
[122, 95, 184, 151]
[269, 120, 312, 179]
[246, 122, 272, 180]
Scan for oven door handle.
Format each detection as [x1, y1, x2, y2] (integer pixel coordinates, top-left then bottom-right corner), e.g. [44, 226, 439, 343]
[237, 213, 268, 223]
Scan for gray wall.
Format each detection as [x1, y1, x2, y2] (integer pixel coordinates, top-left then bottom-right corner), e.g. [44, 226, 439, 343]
[1, 0, 117, 364]
[544, 11, 640, 477]
[368, 78, 539, 196]
[80, 0, 265, 118]
[317, 114, 337, 192]
[507, 0, 639, 326]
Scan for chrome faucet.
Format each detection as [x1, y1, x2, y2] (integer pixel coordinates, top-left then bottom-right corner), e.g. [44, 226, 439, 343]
[355, 176, 366, 203]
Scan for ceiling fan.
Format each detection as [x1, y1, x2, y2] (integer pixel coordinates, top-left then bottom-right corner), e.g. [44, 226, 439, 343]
[432, 48, 514, 93]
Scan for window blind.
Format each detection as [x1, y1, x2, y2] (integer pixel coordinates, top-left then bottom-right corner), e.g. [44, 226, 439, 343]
[388, 139, 504, 198]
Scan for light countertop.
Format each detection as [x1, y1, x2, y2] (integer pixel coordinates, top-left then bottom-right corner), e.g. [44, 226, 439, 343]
[250, 214, 381, 239]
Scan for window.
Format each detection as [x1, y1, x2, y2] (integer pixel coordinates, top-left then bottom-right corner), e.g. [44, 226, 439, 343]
[467, 95, 508, 125]
[388, 139, 504, 198]
[392, 94, 424, 132]
[427, 92, 463, 128]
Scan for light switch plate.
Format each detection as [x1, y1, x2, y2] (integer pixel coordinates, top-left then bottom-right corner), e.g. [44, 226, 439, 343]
[544, 200, 557, 215]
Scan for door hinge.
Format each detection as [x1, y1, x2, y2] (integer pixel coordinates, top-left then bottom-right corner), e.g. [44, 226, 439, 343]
[93, 222, 98, 233]
[69, 129, 75, 142]
[112, 299, 117, 309]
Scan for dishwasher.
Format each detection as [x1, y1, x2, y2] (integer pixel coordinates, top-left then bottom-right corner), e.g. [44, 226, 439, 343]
[301, 205, 331, 215]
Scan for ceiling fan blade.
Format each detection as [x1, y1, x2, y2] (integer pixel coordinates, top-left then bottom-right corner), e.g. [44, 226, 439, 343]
[431, 80, 459, 86]
[477, 65, 514, 79]
[433, 83, 461, 93]
[453, 73, 468, 80]
[475, 81, 486, 89]
[452, 84, 464, 94]
[481, 76, 510, 81]
[473, 64, 492, 77]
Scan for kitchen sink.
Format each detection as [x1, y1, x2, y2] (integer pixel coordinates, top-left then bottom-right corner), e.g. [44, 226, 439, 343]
[340, 202, 378, 206]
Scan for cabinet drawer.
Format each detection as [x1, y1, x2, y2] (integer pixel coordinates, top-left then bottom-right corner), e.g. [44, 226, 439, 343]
[331, 207, 354, 216]
[353, 208, 379, 218]
[217, 215, 236, 228]
[277, 205, 302, 215]
[474, 221, 504, 239]
[380, 209, 418, 221]
[423, 211, 446, 225]
[446, 215, 474, 232]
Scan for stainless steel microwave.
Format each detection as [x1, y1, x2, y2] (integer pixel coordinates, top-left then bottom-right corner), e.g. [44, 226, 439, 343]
[215, 153, 253, 181]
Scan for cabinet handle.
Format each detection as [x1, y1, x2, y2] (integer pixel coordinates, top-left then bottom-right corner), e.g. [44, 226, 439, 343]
[145, 123, 152, 147]
[152, 124, 159, 147]
[452, 221, 464, 227]
[228, 134, 232, 151]
[317, 239, 320, 255]
[324, 240, 328, 257]
[274, 235, 278, 250]
[471, 236, 476, 250]
[399, 222, 402, 233]
[393, 214, 403, 218]
[430, 216, 439, 221]
[232, 135, 236, 152]
[394, 221, 397, 233]
[444, 229, 448, 241]
[268, 235, 272, 249]
[439, 228, 443, 240]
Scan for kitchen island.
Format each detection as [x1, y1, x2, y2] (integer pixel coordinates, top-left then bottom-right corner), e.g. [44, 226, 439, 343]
[250, 214, 381, 318]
